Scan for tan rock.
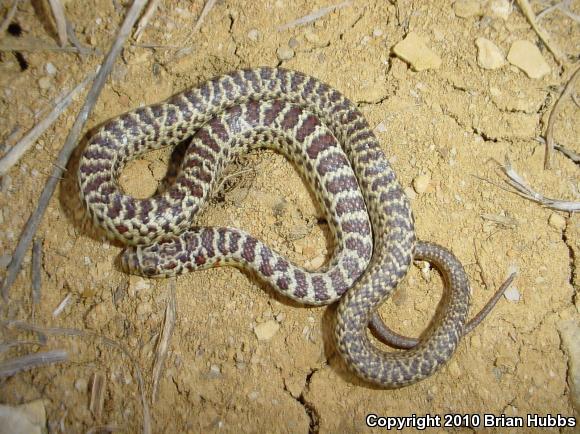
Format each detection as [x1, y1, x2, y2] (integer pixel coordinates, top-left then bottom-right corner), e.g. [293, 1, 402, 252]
[507, 40, 551, 79]
[254, 320, 280, 341]
[476, 37, 505, 69]
[454, 0, 484, 18]
[393, 32, 441, 71]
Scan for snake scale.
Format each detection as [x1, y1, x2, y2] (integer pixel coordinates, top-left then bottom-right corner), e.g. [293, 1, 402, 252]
[79, 67, 497, 387]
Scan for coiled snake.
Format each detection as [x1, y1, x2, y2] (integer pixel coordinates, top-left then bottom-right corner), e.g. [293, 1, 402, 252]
[78, 67, 506, 387]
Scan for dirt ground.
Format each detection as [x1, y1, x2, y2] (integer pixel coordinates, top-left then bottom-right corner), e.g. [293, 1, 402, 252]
[1, 0, 579, 433]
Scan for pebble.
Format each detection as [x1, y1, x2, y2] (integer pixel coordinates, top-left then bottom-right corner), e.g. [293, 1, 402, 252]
[306, 254, 325, 270]
[548, 213, 566, 230]
[374, 122, 387, 133]
[507, 40, 550, 79]
[404, 186, 417, 200]
[247, 29, 259, 41]
[448, 361, 462, 377]
[304, 31, 325, 47]
[476, 37, 505, 69]
[276, 46, 295, 61]
[454, 0, 483, 18]
[503, 286, 520, 302]
[412, 174, 431, 194]
[488, 0, 511, 19]
[45, 62, 57, 75]
[254, 320, 280, 341]
[208, 364, 221, 379]
[288, 37, 299, 49]
[392, 32, 441, 71]
[372, 28, 383, 37]
[38, 76, 51, 90]
[136, 301, 152, 316]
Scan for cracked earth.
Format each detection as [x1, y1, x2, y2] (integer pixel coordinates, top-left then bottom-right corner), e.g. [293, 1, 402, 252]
[1, 0, 579, 433]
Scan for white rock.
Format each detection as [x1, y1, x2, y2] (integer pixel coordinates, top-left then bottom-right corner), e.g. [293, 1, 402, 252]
[393, 32, 441, 71]
[45, 62, 57, 75]
[254, 320, 280, 341]
[413, 174, 431, 194]
[276, 46, 295, 61]
[507, 40, 550, 79]
[0, 400, 46, 434]
[504, 286, 521, 302]
[476, 37, 505, 69]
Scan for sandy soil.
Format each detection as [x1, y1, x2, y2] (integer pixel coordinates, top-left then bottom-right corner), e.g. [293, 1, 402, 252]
[1, 0, 579, 433]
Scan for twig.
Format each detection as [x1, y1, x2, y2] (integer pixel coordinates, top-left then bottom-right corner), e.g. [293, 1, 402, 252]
[31, 238, 42, 320]
[0, 349, 68, 377]
[555, 143, 580, 164]
[544, 66, 580, 169]
[134, 0, 160, 41]
[516, 0, 566, 64]
[277, 0, 352, 31]
[48, 0, 67, 47]
[0, 0, 20, 35]
[90, 372, 106, 420]
[0, 73, 93, 176]
[0, 42, 80, 52]
[66, 20, 92, 57]
[52, 293, 73, 317]
[151, 280, 176, 402]
[193, 0, 218, 33]
[501, 158, 580, 212]
[2, 320, 151, 434]
[0, 0, 148, 302]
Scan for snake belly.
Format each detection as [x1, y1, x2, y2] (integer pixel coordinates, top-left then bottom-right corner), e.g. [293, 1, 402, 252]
[78, 67, 471, 387]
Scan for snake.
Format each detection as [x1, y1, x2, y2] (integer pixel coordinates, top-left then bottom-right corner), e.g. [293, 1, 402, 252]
[78, 67, 505, 387]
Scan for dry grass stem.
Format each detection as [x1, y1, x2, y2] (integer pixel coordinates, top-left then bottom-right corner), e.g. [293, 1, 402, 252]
[52, 293, 73, 317]
[277, 0, 352, 31]
[544, 66, 580, 168]
[0, 349, 68, 377]
[151, 280, 177, 402]
[90, 372, 106, 419]
[48, 0, 67, 46]
[134, 0, 161, 41]
[502, 158, 580, 212]
[193, 0, 218, 33]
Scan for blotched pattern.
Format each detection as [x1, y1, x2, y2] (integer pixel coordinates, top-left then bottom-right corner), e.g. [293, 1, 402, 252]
[78, 67, 471, 387]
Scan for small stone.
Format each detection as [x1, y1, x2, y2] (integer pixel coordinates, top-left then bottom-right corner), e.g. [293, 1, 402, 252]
[254, 320, 280, 341]
[136, 301, 152, 316]
[413, 174, 431, 194]
[0, 399, 47, 434]
[504, 286, 520, 302]
[288, 37, 299, 49]
[374, 122, 387, 133]
[276, 46, 295, 61]
[454, 0, 483, 18]
[448, 360, 462, 377]
[392, 32, 441, 71]
[548, 213, 566, 230]
[372, 28, 383, 37]
[208, 364, 221, 378]
[507, 40, 550, 79]
[488, 0, 511, 19]
[404, 186, 417, 200]
[45, 62, 57, 75]
[247, 391, 259, 400]
[38, 77, 51, 90]
[476, 37, 505, 69]
[247, 29, 259, 41]
[304, 31, 326, 46]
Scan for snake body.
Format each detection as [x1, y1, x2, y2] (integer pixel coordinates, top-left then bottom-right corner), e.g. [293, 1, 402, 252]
[79, 67, 472, 387]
